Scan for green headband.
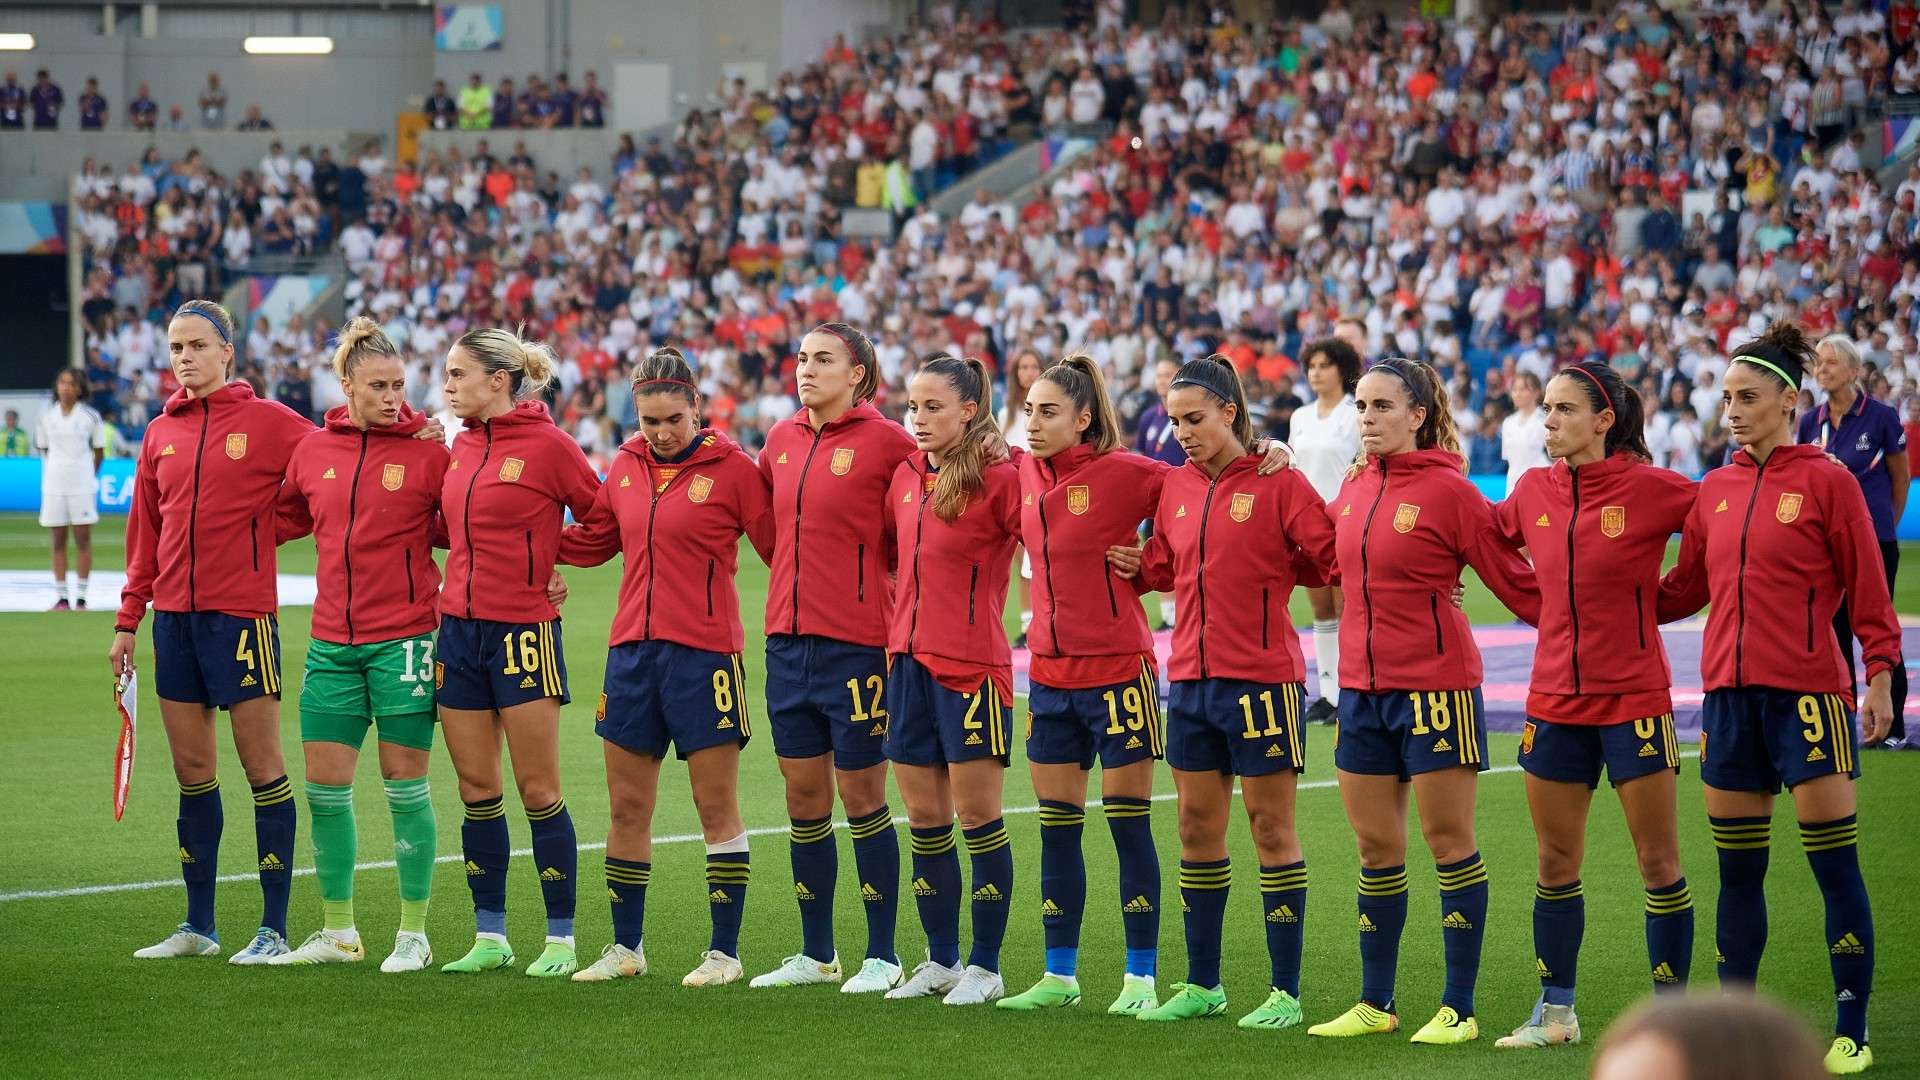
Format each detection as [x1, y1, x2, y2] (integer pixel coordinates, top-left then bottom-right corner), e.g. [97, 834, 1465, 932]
[1732, 354, 1796, 389]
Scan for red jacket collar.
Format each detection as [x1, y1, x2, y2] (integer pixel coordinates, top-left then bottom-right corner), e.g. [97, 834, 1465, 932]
[790, 400, 886, 435]
[163, 379, 256, 415]
[1034, 442, 1100, 479]
[1372, 447, 1467, 476]
[463, 399, 554, 429]
[1178, 450, 1261, 483]
[1549, 449, 1637, 486]
[1733, 443, 1825, 469]
[323, 403, 428, 437]
[618, 427, 738, 468]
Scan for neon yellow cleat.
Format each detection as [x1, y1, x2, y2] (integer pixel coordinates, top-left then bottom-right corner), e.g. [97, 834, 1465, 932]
[1107, 974, 1158, 1015]
[1409, 1005, 1480, 1045]
[440, 935, 515, 973]
[1307, 1001, 1400, 1037]
[997, 973, 1081, 1011]
[1238, 988, 1304, 1030]
[1134, 983, 1227, 1021]
[1824, 1036, 1874, 1074]
[525, 940, 578, 978]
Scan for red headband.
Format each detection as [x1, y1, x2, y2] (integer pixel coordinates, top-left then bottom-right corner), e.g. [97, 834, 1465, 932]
[1567, 366, 1613, 413]
[638, 378, 698, 392]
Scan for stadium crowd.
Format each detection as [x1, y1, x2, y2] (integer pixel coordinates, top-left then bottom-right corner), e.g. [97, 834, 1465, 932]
[57, 0, 1920, 479]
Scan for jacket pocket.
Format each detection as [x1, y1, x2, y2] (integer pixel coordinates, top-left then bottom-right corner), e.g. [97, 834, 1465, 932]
[1635, 586, 1646, 650]
[524, 530, 535, 587]
[1261, 587, 1271, 649]
[1104, 560, 1120, 618]
[856, 543, 865, 602]
[404, 549, 416, 605]
[706, 559, 716, 617]
[1806, 587, 1816, 652]
[967, 563, 980, 625]
[249, 520, 259, 572]
[1429, 593, 1446, 655]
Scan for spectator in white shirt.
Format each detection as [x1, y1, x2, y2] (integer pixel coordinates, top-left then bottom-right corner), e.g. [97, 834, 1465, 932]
[1500, 370, 1550, 492]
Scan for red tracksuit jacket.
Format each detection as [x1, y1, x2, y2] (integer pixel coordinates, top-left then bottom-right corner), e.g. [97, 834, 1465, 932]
[1658, 444, 1901, 701]
[440, 400, 599, 624]
[886, 452, 1022, 698]
[1330, 449, 1540, 691]
[1494, 454, 1697, 714]
[1137, 454, 1338, 683]
[759, 402, 917, 647]
[1018, 444, 1169, 685]
[277, 405, 450, 645]
[558, 430, 774, 653]
[117, 381, 314, 631]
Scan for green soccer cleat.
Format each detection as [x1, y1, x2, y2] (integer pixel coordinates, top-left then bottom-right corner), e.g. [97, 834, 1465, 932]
[1409, 1006, 1479, 1045]
[1824, 1036, 1874, 1074]
[525, 939, 578, 978]
[440, 935, 516, 974]
[997, 973, 1082, 1011]
[1307, 1001, 1400, 1037]
[1107, 974, 1158, 1015]
[1134, 982, 1227, 1022]
[1238, 988, 1304, 1030]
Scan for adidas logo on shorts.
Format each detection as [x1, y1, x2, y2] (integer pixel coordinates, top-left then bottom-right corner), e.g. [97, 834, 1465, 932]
[1807, 746, 1828, 763]
[972, 883, 1004, 902]
[717, 717, 734, 729]
[412, 685, 426, 698]
[869, 723, 886, 736]
[1639, 743, 1659, 758]
[1442, 910, 1474, 930]
[964, 732, 982, 746]
[519, 676, 536, 689]
[1125, 735, 1142, 750]
[1040, 899, 1063, 917]
[240, 674, 257, 688]
[1432, 737, 1453, 752]
[1266, 904, 1298, 924]
[540, 866, 567, 882]
[1265, 744, 1283, 758]
[1124, 895, 1154, 914]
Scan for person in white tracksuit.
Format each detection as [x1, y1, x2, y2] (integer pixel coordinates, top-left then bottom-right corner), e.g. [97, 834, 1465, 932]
[37, 368, 107, 609]
[1287, 337, 1362, 725]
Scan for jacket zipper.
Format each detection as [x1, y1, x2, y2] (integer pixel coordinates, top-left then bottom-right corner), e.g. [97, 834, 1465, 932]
[188, 398, 211, 607]
[403, 548, 415, 605]
[1733, 456, 1771, 684]
[1634, 586, 1646, 650]
[1261, 587, 1270, 649]
[1429, 594, 1446, 654]
[1358, 458, 1389, 690]
[462, 423, 493, 618]
[1104, 562, 1119, 618]
[788, 427, 826, 634]
[642, 469, 665, 638]
[1566, 467, 1582, 692]
[967, 564, 979, 625]
[523, 530, 534, 587]
[249, 520, 259, 573]
[1805, 587, 1816, 653]
[904, 470, 932, 651]
[706, 559, 716, 617]
[1195, 474, 1223, 677]
[1037, 458, 1061, 647]
[856, 543, 865, 601]
[342, 430, 369, 642]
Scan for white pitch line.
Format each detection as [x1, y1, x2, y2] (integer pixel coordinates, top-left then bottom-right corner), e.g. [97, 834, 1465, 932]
[0, 752, 1700, 905]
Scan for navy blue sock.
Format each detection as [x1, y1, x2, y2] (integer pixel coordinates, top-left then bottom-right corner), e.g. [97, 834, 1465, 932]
[1436, 853, 1489, 1016]
[606, 857, 650, 950]
[1803, 816, 1873, 1043]
[177, 778, 223, 937]
[1644, 877, 1693, 992]
[1261, 862, 1307, 996]
[527, 799, 576, 938]
[462, 796, 510, 936]
[848, 806, 899, 964]
[909, 825, 962, 968]
[1711, 815, 1771, 986]
[251, 776, 296, 938]
[1037, 801, 1086, 977]
[964, 819, 1013, 972]
[1104, 796, 1159, 978]
[788, 816, 837, 962]
[705, 846, 750, 956]
[1533, 880, 1584, 1006]
[1357, 864, 1409, 1010]
[1179, 858, 1231, 989]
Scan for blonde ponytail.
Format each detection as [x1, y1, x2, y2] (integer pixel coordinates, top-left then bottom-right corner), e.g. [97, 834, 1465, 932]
[455, 325, 556, 399]
[331, 316, 400, 379]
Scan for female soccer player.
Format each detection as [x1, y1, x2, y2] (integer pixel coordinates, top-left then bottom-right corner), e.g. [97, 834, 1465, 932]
[1658, 324, 1898, 1076]
[436, 326, 599, 978]
[266, 319, 452, 972]
[750, 323, 917, 995]
[111, 299, 315, 964]
[1103, 356, 1337, 1029]
[881, 355, 1022, 1006]
[1306, 357, 1537, 1046]
[1288, 337, 1362, 725]
[1487, 360, 1698, 1047]
[38, 368, 106, 610]
[558, 347, 774, 987]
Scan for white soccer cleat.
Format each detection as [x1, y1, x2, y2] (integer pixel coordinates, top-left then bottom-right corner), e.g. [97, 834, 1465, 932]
[942, 965, 1005, 1006]
[841, 957, 905, 994]
[750, 952, 842, 988]
[572, 942, 647, 982]
[1496, 1003, 1582, 1048]
[885, 959, 962, 1000]
[228, 927, 290, 965]
[681, 949, 743, 987]
[268, 929, 365, 966]
[133, 923, 220, 959]
[381, 931, 433, 973]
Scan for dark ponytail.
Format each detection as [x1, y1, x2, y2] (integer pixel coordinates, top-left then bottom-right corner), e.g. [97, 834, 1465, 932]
[1038, 354, 1121, 453]
[1171, 354, 1253, 449]
[1552, 360, 1650, 462]
[632, 345, 699, 406]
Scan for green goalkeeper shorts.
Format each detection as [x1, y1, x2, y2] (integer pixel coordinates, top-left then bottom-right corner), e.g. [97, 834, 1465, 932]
[299, 633, 438, 750]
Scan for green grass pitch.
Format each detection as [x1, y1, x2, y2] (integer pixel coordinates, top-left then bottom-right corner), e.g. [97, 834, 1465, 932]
[0, 514, 1913, 1078]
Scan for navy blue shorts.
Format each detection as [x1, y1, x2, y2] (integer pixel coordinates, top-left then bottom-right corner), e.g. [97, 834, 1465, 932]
[1164, 679, 1304, 777]
[1027, 661, 1164, 770]
[1700, 688, 1858, 794]
[596, 640, 750, 760]
[435, 614, 569, 711]
[1335, 688, 1488, 780]
[153, 611, 282, 708]
[1519, 714, 1681, 789]
[883, 654, 1009, 767]
[764, 634, 888, 771]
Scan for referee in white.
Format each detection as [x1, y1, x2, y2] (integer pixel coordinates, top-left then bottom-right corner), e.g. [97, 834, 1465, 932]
[36, 368, 106, 609]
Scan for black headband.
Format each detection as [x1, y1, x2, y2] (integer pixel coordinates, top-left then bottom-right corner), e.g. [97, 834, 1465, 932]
[1171, 362, 1237, 405]
[1370, 358, 1434, 411]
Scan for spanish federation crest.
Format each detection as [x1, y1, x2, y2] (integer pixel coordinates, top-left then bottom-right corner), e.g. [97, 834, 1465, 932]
[498, 457, 525, 483]
[1229, 492, 1255, 522]
[225, 433, 248, 460]
[689, 474, 714, 503]
[1393, 502, 1420, 533]
[1600, 505, 1626, 538]
[1067, 485, 1091, 516]
[830, 447, 855, 476]
[1521, 721, 1536, 755]
[381, 463, 405, 492]
[1776, 492, 1803, 524]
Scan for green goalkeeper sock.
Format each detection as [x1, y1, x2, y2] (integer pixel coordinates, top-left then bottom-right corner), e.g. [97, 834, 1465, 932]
[385, 773, 436, 933]
[306, 781, 357, 931]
